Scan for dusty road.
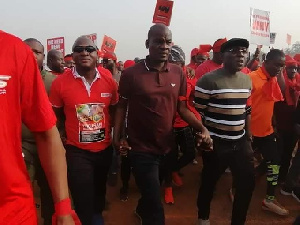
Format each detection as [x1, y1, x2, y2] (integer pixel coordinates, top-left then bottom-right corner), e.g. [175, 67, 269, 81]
[36, 156, 300, 225]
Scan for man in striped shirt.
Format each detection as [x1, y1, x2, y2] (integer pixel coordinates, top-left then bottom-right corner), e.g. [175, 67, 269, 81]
[195, 38, 255, 225]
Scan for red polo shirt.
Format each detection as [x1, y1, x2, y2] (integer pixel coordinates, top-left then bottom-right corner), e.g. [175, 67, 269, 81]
[50, 67, 118, 151]
[0, 31, 56, 224]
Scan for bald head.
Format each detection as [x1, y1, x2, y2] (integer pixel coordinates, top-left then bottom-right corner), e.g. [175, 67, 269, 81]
[72, 36, 97, 51]
[147, 23, 172, 40]
[146, 24, 172, 62]
[24, 38, 44, 70]
[47, 49, 64, 73]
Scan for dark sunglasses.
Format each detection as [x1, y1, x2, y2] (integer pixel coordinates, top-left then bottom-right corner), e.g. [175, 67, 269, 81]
[73, 46, 96, 53]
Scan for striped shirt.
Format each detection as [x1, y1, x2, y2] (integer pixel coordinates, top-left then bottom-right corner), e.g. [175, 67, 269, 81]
[195, 68, 252, 140]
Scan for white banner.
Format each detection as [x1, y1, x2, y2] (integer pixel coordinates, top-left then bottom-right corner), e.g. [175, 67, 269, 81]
[250, 8, 270, 46]
[270, 33, 277, 44]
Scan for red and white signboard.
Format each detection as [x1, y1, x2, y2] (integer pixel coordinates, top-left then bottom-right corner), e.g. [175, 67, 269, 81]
[100, 35, 117, 53]
[47, 37, 65, 56]
[287, 34, 292, 46]
[250, 8, 270, 46]
[85, 33, 97, 46]
[153, 0, 174, 26]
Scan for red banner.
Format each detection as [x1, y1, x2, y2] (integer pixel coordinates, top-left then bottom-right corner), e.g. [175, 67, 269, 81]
[47, 37, 65, 56]
[100, 35, 117, 53]
[85, 33, 97, 46]
[152, 0, 173, 26]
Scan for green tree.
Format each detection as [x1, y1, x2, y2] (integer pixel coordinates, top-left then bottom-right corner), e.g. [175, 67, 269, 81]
[284, 41, 300, 56]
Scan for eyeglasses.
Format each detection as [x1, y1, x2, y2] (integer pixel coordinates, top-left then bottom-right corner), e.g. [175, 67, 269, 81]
[226, 48, 248, 55]
[73, 46, 97, 53]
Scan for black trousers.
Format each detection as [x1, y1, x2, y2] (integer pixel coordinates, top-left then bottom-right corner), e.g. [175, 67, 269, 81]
[197, 136, 255, 225]
[277, 130, 298, 181]
[129, 151, 165, 225]
[65, 145, 112, 225]
[173, 126, 196, 171]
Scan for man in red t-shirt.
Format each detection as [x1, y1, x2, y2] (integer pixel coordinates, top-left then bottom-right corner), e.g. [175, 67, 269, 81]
[195, 38, 227, 80]
[0, 31, 74, 225]
[50, 36, 118, 225]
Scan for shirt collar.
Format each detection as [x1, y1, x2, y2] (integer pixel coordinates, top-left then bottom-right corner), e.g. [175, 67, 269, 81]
[72, 67, 101, 79]
[144, 56, 170, 72]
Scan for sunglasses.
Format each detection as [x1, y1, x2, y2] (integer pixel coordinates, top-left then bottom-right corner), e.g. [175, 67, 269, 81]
[73, 46, 97, 53]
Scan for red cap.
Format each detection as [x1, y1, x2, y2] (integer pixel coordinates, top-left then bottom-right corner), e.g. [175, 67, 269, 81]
[199, 44, 212, 52]
[212, 38, 227, 53]
[294, 54, 300, 62]
[191, 48, 199, 57]
[286, 55, 298, 67]
[103, 51, 117, 61]
[124, 60, 135, 69]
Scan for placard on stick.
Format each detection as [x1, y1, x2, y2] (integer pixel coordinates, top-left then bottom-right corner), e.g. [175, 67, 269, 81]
[47, 37, 65, 56]
[153, 0, 174, 26]
[100, 35, 116, 53]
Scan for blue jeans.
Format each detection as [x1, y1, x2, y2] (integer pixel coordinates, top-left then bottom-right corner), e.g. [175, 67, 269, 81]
[129, 151, 165, 225]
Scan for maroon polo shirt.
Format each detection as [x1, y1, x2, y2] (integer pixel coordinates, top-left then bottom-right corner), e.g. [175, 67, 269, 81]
[119, 57, 187, 155]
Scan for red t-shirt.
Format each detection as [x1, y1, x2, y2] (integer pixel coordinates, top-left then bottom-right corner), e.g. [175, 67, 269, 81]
[174, 77, 201, 128]
[186, 62, 198, 70]
[0, 31, 56, 224]
[195, 60, 222, 80]
[50, 67, 118, 151]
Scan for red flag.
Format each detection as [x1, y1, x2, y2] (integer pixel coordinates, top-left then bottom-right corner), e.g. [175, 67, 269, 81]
[287, 34, 292, 46]
[152, 0, 174, 26]
[100, 35, 116, 53]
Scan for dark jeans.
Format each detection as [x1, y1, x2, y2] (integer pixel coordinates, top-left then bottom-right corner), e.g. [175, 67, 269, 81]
[285, 148, 300, 189]
[197, 136, 255, 225]
[120, 155, 131, 188]
[277, 130, 298, 181]
[129, 151, 165, 225]
[66, 145, 113, 225]
[173, 126, 196, 171]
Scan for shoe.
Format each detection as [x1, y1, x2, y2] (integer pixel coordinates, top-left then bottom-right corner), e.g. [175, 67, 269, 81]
[134, 210, 143, 225]
[172, 172, 183, 187]
[197, 219, 210, 225]
[292, 188, 300, 203]
[193, 159, 198, 165]
[280, 186, 293, 196]
[120, 186, 129, 202]
[229, 188, 234, 203]
[164, 187, 174, 204]
[262, 199, 289, 216]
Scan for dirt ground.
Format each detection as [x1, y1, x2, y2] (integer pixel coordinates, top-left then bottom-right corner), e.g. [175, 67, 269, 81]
[35, 156, 300, 225]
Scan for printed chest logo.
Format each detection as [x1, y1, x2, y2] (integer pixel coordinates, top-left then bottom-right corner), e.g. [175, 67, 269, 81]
[170, 83, 176, 87]
[0, 75, 11, 95]
[101, 93, 112, 97]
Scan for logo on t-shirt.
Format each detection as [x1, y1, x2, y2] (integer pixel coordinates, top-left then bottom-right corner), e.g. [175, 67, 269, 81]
[171, 83, 176, 87]
[101, 93, 112, 98]
[75, 103, 106, 143]
[0, 75, 11, 95]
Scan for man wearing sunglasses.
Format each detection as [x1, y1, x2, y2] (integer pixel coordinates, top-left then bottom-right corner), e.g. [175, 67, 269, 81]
[195, 38, 255, 225]
[50, 36, 118, 225]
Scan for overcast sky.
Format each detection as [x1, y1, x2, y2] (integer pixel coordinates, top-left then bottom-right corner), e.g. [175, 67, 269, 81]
[1, 0, 299, 61]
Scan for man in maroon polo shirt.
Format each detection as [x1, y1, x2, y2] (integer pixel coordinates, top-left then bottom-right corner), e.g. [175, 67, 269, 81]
[113, 24, 211, 225]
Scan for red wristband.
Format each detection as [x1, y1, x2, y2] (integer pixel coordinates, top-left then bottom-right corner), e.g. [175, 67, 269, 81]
[55, 198, 72, 216]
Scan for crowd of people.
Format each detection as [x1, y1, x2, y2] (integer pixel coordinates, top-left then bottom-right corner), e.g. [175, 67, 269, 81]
[1, 23, 300, 225]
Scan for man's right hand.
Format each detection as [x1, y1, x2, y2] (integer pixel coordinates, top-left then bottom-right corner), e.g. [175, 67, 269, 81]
[113, 138, 132, 156]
